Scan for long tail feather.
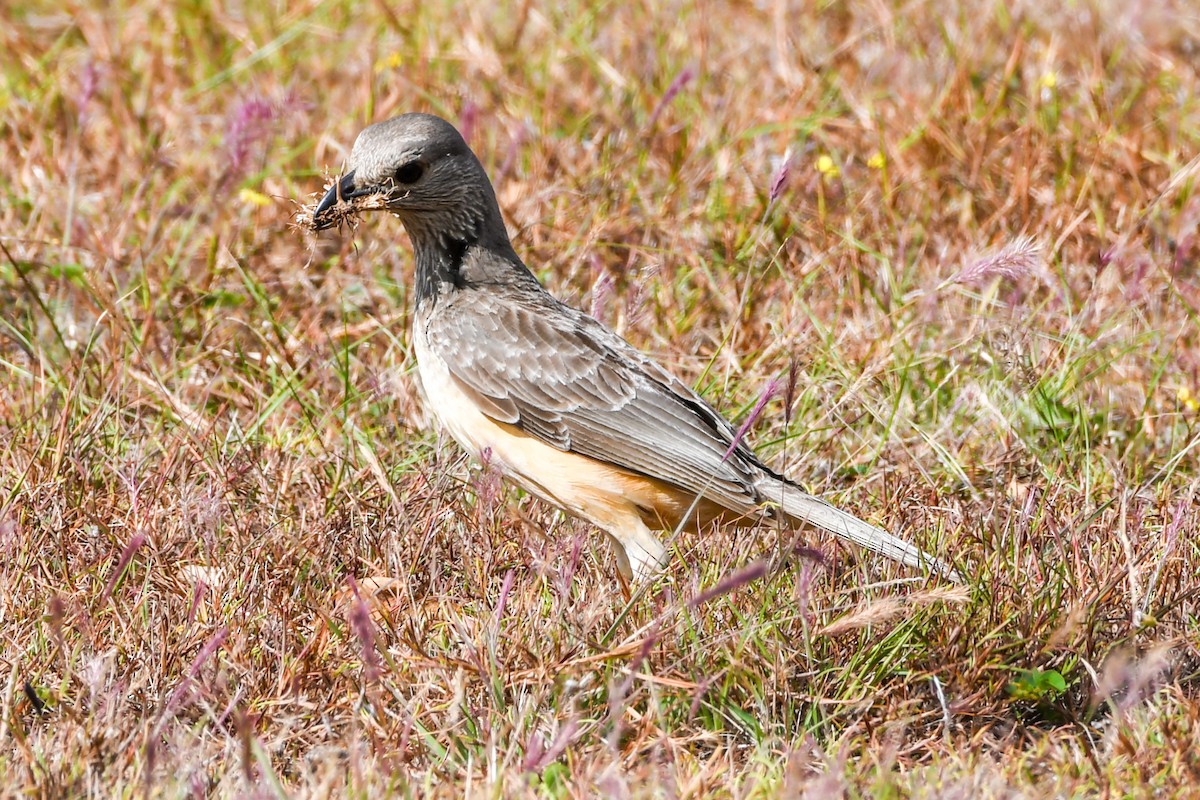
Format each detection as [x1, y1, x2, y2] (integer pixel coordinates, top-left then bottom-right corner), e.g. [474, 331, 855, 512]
[759, 478, 962, 582]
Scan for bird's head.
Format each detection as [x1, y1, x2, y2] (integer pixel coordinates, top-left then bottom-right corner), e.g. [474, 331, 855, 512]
[311, 113, 502, 243]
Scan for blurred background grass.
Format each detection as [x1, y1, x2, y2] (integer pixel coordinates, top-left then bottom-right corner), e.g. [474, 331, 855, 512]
[1, 0, 1198, 796]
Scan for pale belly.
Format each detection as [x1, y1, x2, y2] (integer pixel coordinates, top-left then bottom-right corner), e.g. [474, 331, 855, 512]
[411, 319, 697, 531]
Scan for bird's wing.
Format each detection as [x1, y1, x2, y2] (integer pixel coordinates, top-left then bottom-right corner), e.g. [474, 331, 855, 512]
[423, 288, 765, 511]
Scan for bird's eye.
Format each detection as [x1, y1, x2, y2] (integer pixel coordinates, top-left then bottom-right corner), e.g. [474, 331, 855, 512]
[394, 161, 427, 185]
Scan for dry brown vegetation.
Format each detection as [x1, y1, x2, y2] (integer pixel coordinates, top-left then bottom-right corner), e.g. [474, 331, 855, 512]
[2, 0, 1199, 796]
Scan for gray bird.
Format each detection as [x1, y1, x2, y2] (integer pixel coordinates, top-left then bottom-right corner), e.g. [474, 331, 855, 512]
[312, 112, 959, 583]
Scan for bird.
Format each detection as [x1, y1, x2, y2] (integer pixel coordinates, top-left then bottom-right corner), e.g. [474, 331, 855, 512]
[310, 112, 959, 584]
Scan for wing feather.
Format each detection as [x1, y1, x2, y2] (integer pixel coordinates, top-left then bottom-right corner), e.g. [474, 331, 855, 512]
[423, 288, 763, 511]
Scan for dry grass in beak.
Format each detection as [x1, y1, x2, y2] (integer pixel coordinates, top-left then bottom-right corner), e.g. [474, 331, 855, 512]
[297, 178, 391, 232]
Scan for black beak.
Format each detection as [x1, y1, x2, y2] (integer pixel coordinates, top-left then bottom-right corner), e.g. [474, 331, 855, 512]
[312, 170, 370, 230]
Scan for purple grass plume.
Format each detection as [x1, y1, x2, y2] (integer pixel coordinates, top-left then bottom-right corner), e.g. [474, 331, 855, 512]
[768, 149, 795, 207]
[100, 533, 145, 605]
[951, 235, 1042, 285]
[166, 627, 228, 716]
[783, 356, 800, 427]
[346, 576, 381, 683]
[689, 561, 769, 608]
[459, 100, 481, 145]
[74, 60, 103, 127]
[590, 263, 616, 322]
[648, 64, 697, 128]
[522, 717, 579, 774]
[724, 377, 783, 461]
[222, 91, 307, 187]
[492, 568, 516, 632]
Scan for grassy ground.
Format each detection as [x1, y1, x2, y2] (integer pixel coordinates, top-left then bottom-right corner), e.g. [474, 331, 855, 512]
[2, 0, 1199, 796]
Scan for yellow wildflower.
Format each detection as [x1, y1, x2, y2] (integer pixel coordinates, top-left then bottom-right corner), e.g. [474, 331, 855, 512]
[815, 154, 838, 179]
[375, 52, 404, 73]
[1178, 386, 1199, 412]
[238, 188, 271, 207]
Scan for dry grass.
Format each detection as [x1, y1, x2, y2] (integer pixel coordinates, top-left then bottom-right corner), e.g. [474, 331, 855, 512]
[2, 0, 1199, 796]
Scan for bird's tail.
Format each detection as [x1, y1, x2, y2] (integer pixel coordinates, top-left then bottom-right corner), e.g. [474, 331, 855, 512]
[756, 477, 961, 582]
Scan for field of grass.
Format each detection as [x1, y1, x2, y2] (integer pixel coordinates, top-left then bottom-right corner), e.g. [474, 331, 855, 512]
[2, 0, 1199, 796]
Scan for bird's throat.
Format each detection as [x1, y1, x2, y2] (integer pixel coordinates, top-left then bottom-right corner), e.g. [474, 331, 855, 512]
[413, 236, 470, 305]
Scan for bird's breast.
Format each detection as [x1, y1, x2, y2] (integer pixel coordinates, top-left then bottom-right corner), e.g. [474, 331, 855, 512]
[412, 314, 489, 458]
